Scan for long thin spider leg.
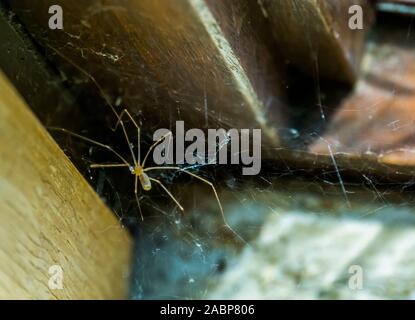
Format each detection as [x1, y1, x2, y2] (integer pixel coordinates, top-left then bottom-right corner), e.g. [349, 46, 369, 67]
[135, 175, 144, 221]
[141, 132, 172, 168]
[113, 109, 141, 164]
[48, 127, 131, 167]
[47, 45, 138, 167]
[90, 163, 130, 169]
[144, 166, 246, 244]
[118, 119, 138, 166]
[149, 177, 184, 211]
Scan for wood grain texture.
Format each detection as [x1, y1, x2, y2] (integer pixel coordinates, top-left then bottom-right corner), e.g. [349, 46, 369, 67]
[261, 0, 374, 83]
[8, 0, 286, 148]
[0, 71, 131, 299]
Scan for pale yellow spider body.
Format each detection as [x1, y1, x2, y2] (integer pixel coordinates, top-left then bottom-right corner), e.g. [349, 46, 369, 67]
[132, 165, 151, 191]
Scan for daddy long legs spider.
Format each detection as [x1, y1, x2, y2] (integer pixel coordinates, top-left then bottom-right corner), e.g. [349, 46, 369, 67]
[46, 45, 245, 243]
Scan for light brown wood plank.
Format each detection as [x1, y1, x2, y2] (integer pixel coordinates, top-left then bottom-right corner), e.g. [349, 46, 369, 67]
[0, 71, 131, 299]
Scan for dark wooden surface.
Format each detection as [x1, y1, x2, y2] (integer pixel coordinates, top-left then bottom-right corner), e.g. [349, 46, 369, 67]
[0, 2, 77, 126]
[7, 0, 288, 147]
[262, 0, 374, 84]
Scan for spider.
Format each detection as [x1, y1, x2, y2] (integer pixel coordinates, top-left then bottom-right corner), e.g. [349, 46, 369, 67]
[47, 45, 244, 243]
[52, 119, 221, 224]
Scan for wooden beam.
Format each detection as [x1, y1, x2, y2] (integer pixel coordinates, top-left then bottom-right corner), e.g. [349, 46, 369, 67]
[261, 0, 375, 84]
[8, 0, 287, 147]
[0, 71, 131, 299]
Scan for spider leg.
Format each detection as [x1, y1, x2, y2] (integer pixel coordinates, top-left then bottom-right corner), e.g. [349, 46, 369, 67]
[135, 175, 144, 221]
[113, 109, 141, 164]
[144, 166, 246, 244]
[48, 127, 131, 167]
[148, 177, 184, 211]
[47, 46, 138, 167]
[141, 131, 172, 168]
[110, 110, 138, 166]
[90, 163, 130, 169]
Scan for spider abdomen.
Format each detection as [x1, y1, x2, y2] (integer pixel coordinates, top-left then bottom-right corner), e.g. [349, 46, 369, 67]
[139, 172, 152, 191]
